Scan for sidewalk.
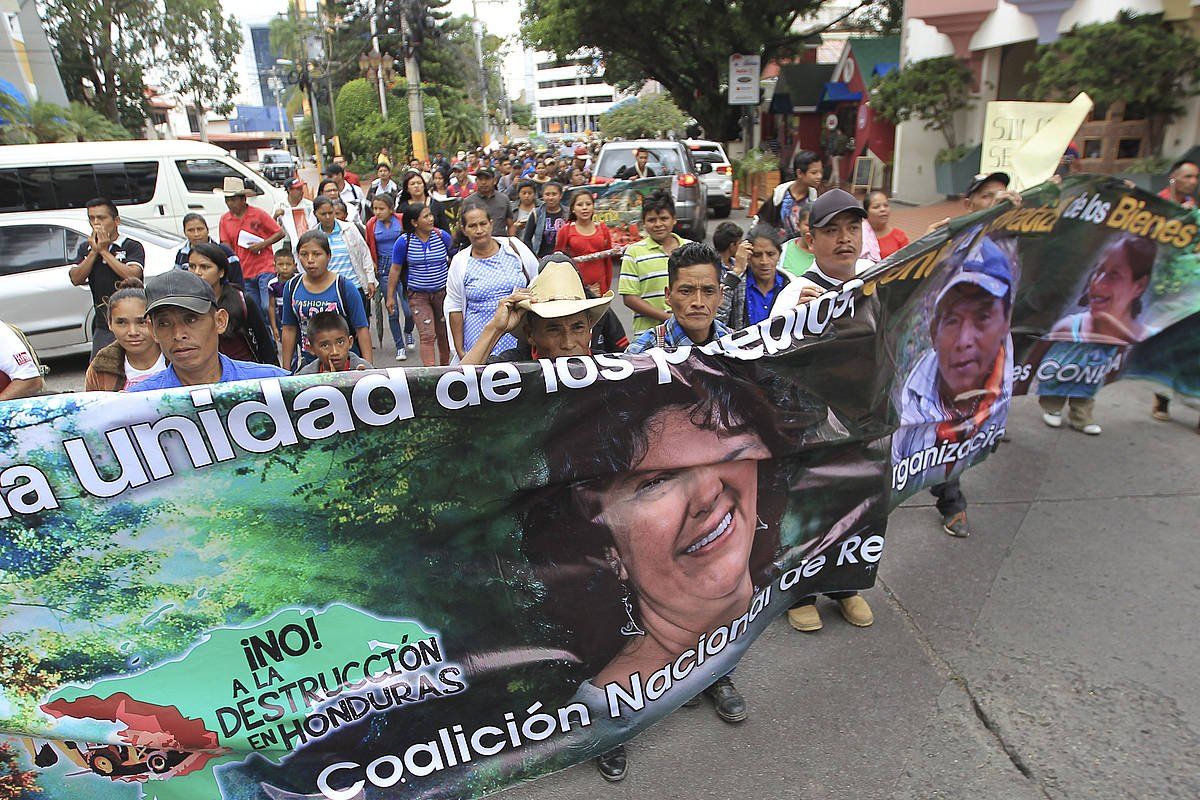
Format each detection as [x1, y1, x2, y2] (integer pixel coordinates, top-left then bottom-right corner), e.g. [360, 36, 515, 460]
[890, 198, 963, 240]
[500, 381, 1200, 800]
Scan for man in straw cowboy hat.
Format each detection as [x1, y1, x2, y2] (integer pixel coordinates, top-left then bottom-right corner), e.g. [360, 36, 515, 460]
[460, 254, 627, 365]
[217, 176, 285, 315]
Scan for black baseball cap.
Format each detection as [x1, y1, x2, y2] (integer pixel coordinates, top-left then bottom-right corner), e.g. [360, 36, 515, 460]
[145, 270, 218, 315]
[476, 166, 496, 178]
[810, 188, 868, 228]
[965, 171, 1009, 198]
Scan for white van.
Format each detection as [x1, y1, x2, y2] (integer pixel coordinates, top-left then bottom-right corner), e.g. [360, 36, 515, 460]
[0, 140, 286, 237]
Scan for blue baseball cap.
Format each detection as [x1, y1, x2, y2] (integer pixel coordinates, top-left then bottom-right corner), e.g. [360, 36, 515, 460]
[935, 236, 1013, 308]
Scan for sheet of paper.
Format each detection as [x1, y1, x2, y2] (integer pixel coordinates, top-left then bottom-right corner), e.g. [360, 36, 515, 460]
[1012, 92, 1094, 190]
[237, 229, 265, 249]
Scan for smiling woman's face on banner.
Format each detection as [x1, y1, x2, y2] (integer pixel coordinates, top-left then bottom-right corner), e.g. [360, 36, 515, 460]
[585, 407, 769, 616]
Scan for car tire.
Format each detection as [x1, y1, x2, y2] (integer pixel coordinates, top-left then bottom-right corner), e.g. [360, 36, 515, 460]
[712, 203, 731, 219]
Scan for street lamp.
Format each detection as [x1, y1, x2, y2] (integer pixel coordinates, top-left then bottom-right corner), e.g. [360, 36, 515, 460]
[358, 49, 395, 118]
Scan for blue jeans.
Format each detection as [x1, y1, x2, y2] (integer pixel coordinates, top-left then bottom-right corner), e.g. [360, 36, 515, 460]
[380, 267, 414, 349]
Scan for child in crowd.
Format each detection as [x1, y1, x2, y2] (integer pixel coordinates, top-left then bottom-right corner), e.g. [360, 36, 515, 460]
[296, 311, 374, 374]
[712, 221, 744, 275]
[267, 248, 297, 345]
[780, 207, 815, 276]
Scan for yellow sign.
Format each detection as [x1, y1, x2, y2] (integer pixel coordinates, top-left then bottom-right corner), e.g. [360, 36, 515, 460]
[980, 101, 1067, 177]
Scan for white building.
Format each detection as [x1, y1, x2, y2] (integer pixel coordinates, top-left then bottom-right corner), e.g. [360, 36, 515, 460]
[532, 52, 618, 136]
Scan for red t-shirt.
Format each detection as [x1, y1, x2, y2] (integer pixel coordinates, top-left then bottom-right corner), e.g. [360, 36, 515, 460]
[555, 222, 614, 294]
[1158, 186, 1196, 209]
[877, 227, 911, 259]
[220, 206, 282, 281]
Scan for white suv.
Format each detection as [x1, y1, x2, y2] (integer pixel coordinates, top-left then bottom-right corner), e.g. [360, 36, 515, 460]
[685, 140, 733, 218]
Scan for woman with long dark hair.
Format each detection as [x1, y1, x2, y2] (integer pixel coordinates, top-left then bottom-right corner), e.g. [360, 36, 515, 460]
[390, 202, 453, 366]
[188, 242, 277, 365]
[521, 358, 831, 781]
[84, 278, 166, 391]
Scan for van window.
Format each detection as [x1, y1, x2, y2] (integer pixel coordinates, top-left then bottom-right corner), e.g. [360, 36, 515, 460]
[594, 147, 685, 179]
[176, 158, 244, 193]
[0, 225, 70, 276]
[0, 163, 159, 212]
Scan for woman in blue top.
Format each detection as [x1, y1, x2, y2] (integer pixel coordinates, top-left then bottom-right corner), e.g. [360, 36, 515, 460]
[311, 197, 377, 305]
[389, 202, 454, 366]
[444, 202, 539, 363]
[366, 192, 413, 360]
[280, 229, 373, 371]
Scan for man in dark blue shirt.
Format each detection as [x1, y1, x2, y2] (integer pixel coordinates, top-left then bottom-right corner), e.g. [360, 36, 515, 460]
[128, 271, 289, 391]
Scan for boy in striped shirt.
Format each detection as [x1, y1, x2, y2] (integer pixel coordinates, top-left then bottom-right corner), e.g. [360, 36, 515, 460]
[618, 190, 689, 334]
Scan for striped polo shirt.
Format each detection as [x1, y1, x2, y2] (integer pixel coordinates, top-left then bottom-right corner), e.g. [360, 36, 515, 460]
[618, 233, 687, 333]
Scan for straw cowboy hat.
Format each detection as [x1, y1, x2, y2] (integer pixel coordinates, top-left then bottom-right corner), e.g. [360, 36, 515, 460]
[520, 254, 613, 326]
[216, 177, 257, 197]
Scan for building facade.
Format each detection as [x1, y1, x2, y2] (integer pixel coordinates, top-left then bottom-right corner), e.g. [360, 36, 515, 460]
[532, 53, 618, 136]
[894, 0, 1200, 204]
[0, 0, 68, 107]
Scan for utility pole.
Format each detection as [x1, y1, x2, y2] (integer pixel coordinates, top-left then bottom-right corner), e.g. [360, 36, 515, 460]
[370, 3, 388, 118]
[400, 0, 428, 161]
[471, 0, 489, 145]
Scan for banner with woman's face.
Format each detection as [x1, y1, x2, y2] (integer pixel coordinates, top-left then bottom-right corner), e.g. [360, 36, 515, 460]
[0, 174, 1197, 799]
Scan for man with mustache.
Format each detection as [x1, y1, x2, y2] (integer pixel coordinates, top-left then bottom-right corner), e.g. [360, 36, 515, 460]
[772, 189, 877, 633]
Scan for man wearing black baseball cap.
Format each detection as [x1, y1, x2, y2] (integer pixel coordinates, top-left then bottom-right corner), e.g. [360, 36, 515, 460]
[466, 166, 514, 236]
[925, 172, 1023, 232]
[773, 188, 875, 308]
[126, 271, 289, 391]
[769, 188, 878, 633]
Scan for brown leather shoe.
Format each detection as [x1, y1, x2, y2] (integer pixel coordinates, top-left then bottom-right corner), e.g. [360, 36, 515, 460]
[838, 594, 874, 627]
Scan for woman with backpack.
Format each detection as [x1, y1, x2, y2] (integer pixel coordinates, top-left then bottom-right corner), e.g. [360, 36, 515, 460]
[366, 192, 415, 360]
[389, 202, 454, 366]
[445, 202, 538, 363]
[188, 242, 278, 365]
[280, 229, 373, 371]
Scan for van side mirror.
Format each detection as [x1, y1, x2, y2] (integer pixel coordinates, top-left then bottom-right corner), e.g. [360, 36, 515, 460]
[696, 162, 713, 175]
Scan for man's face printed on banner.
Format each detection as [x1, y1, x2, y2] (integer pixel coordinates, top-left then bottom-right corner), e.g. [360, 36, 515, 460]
[932, 284, 1009, 403]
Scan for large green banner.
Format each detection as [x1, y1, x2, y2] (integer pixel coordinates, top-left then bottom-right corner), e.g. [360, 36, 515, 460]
[0, 175, 1196, 799]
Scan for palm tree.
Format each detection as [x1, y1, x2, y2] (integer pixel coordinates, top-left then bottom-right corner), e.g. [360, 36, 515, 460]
[442, 105, 480, 150]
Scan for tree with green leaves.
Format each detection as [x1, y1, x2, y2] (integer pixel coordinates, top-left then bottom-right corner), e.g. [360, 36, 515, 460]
[0, 93, 129, 145]
[521, 0, 839, 139]
[599, 93, 688, 139]
[510, 101, 536, 129]
[1023, 11, 1200, 155]
[159, 0, 243, 143]
[872, 56, 974, 159]
[42, 0, 243, 132]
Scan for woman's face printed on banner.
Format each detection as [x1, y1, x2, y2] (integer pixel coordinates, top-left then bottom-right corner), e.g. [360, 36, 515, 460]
[585, 407, 769, 624]
[1086, 249, 1147, 325]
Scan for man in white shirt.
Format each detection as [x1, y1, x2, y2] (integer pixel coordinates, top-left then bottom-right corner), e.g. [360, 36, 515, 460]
[324, 163, 367, 223]
[0, 321, 44, 400]
[274, 178, 316, 253]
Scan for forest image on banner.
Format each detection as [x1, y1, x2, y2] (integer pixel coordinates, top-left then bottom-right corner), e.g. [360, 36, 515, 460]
[0, 174, 1196, 799]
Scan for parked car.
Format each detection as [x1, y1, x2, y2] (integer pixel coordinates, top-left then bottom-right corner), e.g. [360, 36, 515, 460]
[685, 139, 734, 218]
[258, 149, 297, 186]
[592, 140, 711, 241]
[0, 140, 286, 237]
[0, 210, 182, 359]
